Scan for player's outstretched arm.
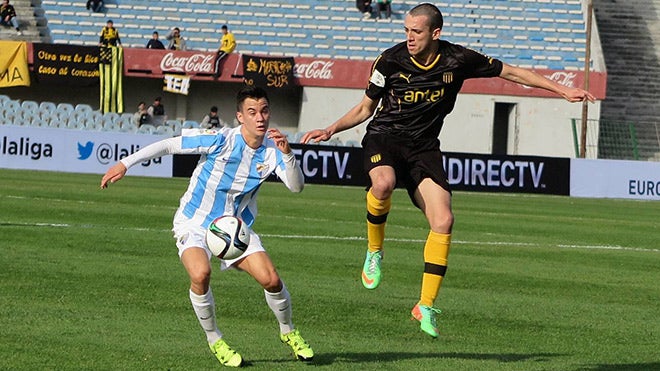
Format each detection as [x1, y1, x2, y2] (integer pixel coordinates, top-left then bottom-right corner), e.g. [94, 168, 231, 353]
[301, 94, 378, 144]
[100, 137, 182, 189]
[100, 162, 127, 189]
[499, 63, 596, 103]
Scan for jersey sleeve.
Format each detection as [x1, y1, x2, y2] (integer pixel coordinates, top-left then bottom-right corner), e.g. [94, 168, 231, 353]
[274, 151, 304, 193]
[119, 129, 227, 169]
[364, 53, 390, 101]
[459, 46, 503, 79]
[179, 128, 228, 153]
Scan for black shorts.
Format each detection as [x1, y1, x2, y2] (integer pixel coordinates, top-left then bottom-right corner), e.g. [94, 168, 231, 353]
[362, 133, 450, 205]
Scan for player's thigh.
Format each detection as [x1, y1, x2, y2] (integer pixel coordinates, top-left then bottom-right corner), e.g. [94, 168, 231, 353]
[414, 178, 454, 233]
[181, 247, 213, 285]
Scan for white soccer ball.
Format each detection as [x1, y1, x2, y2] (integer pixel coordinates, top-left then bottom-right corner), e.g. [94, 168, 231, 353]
[205, 216, 250, 260]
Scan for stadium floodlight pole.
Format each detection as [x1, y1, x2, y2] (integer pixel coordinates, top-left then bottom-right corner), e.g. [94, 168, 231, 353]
[580, 0, 594, 158]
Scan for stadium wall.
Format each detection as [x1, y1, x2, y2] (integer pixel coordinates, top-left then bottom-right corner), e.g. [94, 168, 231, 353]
[9, 44, 607, 158]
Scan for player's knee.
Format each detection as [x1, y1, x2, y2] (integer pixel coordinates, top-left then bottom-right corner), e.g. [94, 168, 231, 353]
[261, 274, 282, 292]
[370, 179, 395, 199]
[188, 267, 212, 288]
[429, 212, 454, 233]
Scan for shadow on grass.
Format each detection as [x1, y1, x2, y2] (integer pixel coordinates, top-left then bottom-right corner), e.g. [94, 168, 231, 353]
[313, 351, 563, 365]
[245, 351, 562, 367]
[579, 363, 660, 371]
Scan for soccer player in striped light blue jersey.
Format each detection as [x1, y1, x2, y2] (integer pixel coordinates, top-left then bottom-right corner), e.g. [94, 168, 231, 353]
[101, 86, 314, 367]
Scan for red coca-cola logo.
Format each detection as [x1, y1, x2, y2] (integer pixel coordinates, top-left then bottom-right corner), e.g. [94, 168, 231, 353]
[160, 53, 214, 73]
[294, 60, 334, 80]
[545, 72, 577, 88]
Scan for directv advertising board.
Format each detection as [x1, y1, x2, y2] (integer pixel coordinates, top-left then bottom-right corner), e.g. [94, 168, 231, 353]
[173, 144, 570, 195]
[0, 125, 172, 177]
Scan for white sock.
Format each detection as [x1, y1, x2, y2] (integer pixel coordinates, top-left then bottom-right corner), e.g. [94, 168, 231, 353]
[264, 283, 294, 334]
[189, 289, 223, 344]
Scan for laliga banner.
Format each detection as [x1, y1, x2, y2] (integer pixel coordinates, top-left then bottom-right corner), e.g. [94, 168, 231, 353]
[0, 41, 30, 87]
[242, 54, 294, 88]
[32, 43, 99, 85]
[0, 125, 171, 177]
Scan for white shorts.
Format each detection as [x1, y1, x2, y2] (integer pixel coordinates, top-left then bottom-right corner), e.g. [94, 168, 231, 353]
[172, 217, 265, 271]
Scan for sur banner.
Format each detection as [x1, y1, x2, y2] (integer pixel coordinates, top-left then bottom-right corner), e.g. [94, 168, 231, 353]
[0, 41, 30, 88]
[99, 46, 124, 113]
[242, 55, 294, 88]
[32, 43, 99, 85]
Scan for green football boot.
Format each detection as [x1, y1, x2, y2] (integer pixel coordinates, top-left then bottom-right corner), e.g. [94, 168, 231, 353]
[361, 250, 383, 289]
[209, 338, 243, 367]
[280, 329, 314, 361]
[411, 303, 442, 338]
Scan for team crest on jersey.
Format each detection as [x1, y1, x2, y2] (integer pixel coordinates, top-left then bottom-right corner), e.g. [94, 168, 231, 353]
[443, 72, 453, 84]
[370, 154, 382, 163]
[256, 163, 269, 175]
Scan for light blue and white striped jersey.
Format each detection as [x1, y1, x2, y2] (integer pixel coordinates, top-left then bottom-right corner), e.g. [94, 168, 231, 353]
[120, 127, 303, 229]
[177, 127, 301, 228]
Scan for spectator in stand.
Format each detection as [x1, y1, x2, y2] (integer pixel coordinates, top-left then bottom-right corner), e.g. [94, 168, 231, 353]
[200, 106, 225, 129]
[146, 31, 165, 49]
[99, 20, 121, 46]
[356, 0, 373, 18]
[0, 0, 21, 35]
[133, 101, 150, 127]
[212, 25, 236, 79]
[86, 0, 103, 12]
[166, 27, 187, 51]
[377, 0, 392, 19]
[147, 97, 166, 126]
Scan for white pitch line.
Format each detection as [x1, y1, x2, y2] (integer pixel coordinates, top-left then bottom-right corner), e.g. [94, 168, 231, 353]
[2, 221, 658, 254]
[260, 234, 660, 253]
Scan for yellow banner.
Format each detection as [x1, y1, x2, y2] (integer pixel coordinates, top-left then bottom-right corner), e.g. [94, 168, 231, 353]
[0, 41, 31, 88]
[99, 46, 123, 113]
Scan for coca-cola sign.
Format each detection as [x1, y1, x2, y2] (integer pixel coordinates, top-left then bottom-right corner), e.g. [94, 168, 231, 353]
[294, 60, 334, 80]
[160, 52, 214, 73]
[545, 71, 577, 88]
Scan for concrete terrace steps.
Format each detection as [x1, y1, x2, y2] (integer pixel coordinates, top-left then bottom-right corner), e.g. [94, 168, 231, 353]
[593, 0, 660, 160]
[36, 0, 589, 70]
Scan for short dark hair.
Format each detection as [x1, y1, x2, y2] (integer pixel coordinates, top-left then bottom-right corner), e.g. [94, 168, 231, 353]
[154, 96, 161, 102]
[210, 106, 218, 113]
[236, 85, 269, 111]
[221, 25, 228, 31]
[153, 31, 159, 35]
[409, 3, 443, 31]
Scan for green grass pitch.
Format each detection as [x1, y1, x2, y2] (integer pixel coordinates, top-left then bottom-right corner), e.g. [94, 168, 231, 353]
[1, 168, 658, 370]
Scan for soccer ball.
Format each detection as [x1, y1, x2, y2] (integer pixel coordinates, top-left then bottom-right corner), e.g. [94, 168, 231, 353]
[205, 216, 250, 260]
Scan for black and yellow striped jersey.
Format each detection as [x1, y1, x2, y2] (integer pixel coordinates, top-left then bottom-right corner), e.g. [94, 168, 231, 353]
[365, 40, 503, 140]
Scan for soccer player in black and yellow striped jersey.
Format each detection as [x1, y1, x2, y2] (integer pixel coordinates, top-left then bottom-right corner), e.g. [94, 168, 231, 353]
[302, 3, 595, 338]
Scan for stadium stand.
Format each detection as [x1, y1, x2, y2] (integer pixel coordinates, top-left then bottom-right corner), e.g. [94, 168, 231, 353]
[37, 0, 588, 70]
[3, 1, 657, 157]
